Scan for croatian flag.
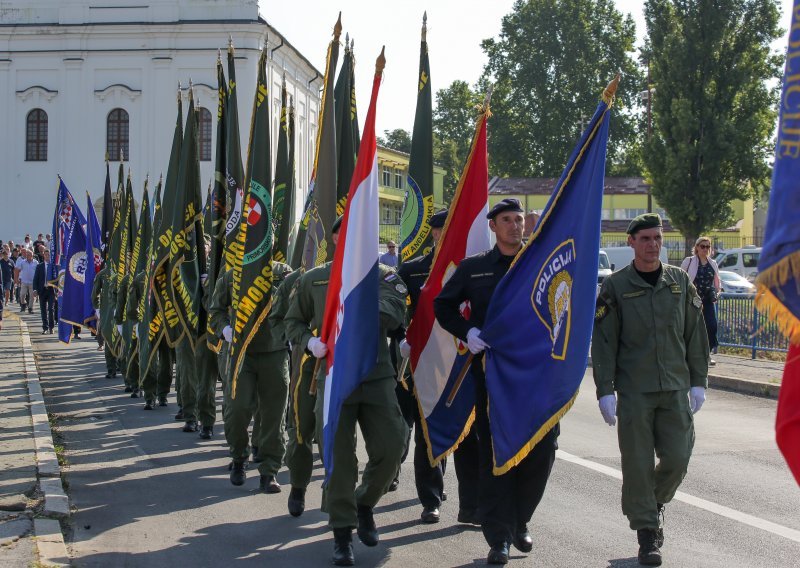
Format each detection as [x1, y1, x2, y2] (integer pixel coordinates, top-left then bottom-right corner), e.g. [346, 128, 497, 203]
[319, 55, 383, 481]
[406, 107, 492, 465]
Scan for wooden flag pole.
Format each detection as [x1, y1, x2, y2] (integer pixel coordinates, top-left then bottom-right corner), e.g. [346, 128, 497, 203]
[445, 353, 474, 408]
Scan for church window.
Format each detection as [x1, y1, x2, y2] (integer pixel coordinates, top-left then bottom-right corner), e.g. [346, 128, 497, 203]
[198, 107, 212, 161]
[26, 109, 48, 161]
[107, 108, 129, 161]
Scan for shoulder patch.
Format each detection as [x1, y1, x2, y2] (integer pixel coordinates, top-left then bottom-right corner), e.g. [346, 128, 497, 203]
[395, 283, 408, 295]
[595, 296, 609, 321]
[384, 272, 398, 282]
[692, 296, 702, 308]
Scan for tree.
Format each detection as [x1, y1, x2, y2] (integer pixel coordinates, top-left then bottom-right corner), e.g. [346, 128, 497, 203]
[378, 128, 412, 153]
[643, 0, 782, 247]
[480, 0, 642, 177]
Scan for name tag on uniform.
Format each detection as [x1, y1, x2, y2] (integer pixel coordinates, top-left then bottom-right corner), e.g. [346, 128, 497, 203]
[669, 284, 681, 294]
[622, 290, 646, 299]
[312, 280, 328, 286]
[410, 272, 429, 278]
[470, 272, 494, 279]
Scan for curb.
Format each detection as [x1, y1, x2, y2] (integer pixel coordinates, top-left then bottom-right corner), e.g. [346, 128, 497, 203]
[585, 356, 780, 399]
[19, 319, 71, 565]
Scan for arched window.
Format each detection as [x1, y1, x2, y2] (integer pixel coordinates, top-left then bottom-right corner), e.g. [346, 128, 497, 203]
[107, 108, 129, 161]
[197, 107, 212, 161]
[26, 109, 48, 161]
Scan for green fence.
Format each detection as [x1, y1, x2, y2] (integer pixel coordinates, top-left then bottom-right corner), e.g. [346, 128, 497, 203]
[716, 293, 788, 357]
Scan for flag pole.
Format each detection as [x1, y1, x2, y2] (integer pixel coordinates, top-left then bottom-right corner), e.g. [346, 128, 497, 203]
[445, 354, 474, 408]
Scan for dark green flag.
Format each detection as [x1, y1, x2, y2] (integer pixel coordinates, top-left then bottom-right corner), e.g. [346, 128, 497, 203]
[123, 179, 150, 373]
[224, 40, 246, 271]
[140, 177, 163, 375]
[153, 89, 185, 347]
[401, 14, 435, 262]
[229, 47, 273, 397]
[273, 75, 294, 264]
[168, 88, 206, 351]
[109, 159, 124, 285]
[334, 36, 361, 214]
[300, 15, 341, 270]
[116, 173, 137, 289]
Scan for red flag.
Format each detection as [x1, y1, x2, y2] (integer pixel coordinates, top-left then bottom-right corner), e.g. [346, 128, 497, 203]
[777, 345, 800, 484]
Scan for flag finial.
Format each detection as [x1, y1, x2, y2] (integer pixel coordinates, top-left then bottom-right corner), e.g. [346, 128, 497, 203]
[602, 74, 621, 104]
[422, 12, 427, 42]
[105, 151, 109, 163]
[376, 46, 386, 75]
[334, 13, 342, 42]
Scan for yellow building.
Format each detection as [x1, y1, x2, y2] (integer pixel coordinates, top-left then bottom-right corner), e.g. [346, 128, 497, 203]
[376, 145, 446, 242]
[488, 177, 758, 262]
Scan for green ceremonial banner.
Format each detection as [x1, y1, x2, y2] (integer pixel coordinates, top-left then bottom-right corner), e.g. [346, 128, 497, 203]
[168, 88, 206, 351]
[273, 76, 294, 264]
[140, 177, 163, 375]
[300, 15, 341, 270]
[153, 90, 185, 347]
[401, 15, 435, 262]
[125, 179, 151, 322]
[334, 36, 361, 214]
[229, 47, 274, 398]
[224, 41, 246, 271]
[116, 174, 137, 290]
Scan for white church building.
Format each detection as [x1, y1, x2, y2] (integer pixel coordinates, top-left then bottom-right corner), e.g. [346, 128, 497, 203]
[0, 0, 322, 241]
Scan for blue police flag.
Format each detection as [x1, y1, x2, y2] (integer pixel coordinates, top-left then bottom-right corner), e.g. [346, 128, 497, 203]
[84, 193, 103, 331]
[480, 76, 617, 474]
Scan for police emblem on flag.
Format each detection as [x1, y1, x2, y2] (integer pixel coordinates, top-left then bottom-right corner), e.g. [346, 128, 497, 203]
[68, 251, 89, 284]
[532, 239, 576, 360]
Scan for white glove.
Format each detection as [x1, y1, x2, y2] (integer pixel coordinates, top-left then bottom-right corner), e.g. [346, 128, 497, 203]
[689, 386, 706, 414]
[307, 336, 328, 358]
[399, 339, 411, 359]
[222, 325, 233, 343]
[116, 324, 123, 335]
[598, 394, 617, 426]
[95, 309, 100, 321]
[466, 327, 489, 355]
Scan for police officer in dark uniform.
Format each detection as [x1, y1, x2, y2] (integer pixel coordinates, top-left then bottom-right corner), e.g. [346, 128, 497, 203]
[434, 198, 558, 565]
[396, 210, 480, 525]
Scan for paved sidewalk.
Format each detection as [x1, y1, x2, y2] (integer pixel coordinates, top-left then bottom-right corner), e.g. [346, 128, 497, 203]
[0, 314, 38, 567]
[708, 353, 785, 398]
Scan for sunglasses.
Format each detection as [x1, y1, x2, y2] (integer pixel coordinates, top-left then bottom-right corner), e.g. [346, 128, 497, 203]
[698, 244, 711, 249]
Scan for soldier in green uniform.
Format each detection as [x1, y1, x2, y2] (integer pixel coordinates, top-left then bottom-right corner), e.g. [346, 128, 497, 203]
[195, 273, 218, 439]
[284, 217, 409, 567]
[208, 260, 293, 492]
[115, 272, 139, 395]
[592, 213, 709, 567]
[125, 269, 150, 407]
[92, 263, 119, 379]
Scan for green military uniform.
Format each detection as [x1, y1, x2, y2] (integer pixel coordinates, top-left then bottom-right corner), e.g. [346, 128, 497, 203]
[91, 265, 118, 377]
[174, 334, 197, 422]
[115, 273, 139, 390]
[592, 261, 709, 530]
[280, 269, 318, 491]
[125, 271, 148, 393]
[284, 262, 409, 530]
[208, 263, 292, 479]
[195, 277, 218, 431]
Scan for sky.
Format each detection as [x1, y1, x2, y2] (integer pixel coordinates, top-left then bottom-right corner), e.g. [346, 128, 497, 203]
[259, 0, 796, 137]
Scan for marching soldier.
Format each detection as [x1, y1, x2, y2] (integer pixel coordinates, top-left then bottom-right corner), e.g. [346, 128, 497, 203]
[284, 216, 409, 566]
[195, 271, 218, 439]
[434, 198, 557, 565]
[92, 262, 119, 380]
[208, 259, 293, 493]
[396, 209, 480, 525]
[592, 213, 709, 566]
[115, 272, 140, 396]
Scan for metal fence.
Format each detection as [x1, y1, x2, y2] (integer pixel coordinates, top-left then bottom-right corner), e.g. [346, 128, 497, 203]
[716, 293, 788, 357]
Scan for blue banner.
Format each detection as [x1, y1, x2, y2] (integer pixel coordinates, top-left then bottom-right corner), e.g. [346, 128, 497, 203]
[480, 82, 615, 474]
[84, 194, 103, 331]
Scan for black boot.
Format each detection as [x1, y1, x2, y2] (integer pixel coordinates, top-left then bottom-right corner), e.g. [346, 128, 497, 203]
[158, 395, 168, 407]
[143, 399, 154, 410]
[259, 474, 281, 494]
[230, 460, 246, 486]
[182, 420, 198, 432]
[420, 506, 440, 524]
[332, 528, 355, 566]
[124, 386, 133, 393]
[174, 408, 184, 420]
[199, 425, 213, 439]
[288, 487, 306, 517]
[487, 541, 509, 565]
[512, 525, 533, 553]
[130, 389, 140, 398]
[637, 528, 663, 566]
[356, 504, 378, 547]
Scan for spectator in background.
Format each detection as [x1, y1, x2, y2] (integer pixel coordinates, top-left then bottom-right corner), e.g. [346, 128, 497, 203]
[33, 249, 56, 334]
[681, 236, 721, 366]
[379, 241, 399, 268]
[33, 234, 46, 251]
[0, 253, 4, 331]
[15, 248, 37, 313]
[34, 244, 45, 263]
[1, 249, 13, 306]
[22, 234, 33, 251]
[9, 247, 19, 304]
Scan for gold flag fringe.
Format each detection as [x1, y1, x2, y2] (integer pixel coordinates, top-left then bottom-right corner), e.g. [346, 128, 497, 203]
[755, 250, 800, 345]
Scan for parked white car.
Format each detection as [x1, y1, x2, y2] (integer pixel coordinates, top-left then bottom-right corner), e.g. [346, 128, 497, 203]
[598, 251, 612, 283]
[601, 245, 669, 272]
[719, 270, 756, 295]
[713, 246, 761, 282]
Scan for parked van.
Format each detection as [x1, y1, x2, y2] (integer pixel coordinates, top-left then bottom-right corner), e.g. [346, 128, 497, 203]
[598, 251, 612, 283]
[713, 246, 761, 282]
[601, 246, 669, 272]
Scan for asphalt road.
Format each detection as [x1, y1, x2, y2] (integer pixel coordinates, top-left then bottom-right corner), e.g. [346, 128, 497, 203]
[29, 322, 798, 567]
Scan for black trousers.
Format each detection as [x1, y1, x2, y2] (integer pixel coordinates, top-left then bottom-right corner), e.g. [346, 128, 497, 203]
[39, 291, 56, 331]
[474, 371, 558, 547]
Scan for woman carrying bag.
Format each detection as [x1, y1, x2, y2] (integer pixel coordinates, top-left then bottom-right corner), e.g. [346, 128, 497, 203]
[680, 237, 722, 365]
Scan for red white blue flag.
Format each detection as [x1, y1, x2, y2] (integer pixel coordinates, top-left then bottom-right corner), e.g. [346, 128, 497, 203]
[319, 53, 383, 482]
[406, 104, 492, 466]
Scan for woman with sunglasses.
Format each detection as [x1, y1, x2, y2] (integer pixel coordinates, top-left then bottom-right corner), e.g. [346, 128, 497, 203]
[680, 237, 721, 365]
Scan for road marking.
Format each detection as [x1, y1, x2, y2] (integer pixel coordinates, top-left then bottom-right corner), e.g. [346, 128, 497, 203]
[557, 450, 800, 543]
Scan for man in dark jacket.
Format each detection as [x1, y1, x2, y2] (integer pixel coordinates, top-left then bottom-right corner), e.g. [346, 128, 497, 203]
[33, 249, 56, 334]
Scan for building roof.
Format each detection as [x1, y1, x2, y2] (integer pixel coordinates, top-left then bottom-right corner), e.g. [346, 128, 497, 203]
[489, 176, 650, 196]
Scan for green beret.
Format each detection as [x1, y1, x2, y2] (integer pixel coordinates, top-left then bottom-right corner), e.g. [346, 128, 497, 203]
[626, 213, 663, 235]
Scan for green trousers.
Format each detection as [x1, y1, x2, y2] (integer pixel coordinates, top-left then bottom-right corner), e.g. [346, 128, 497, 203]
[175, 338, 197, 421]
[223, 349, 289, 477]
[286, 353, 317, 489]
[617, 389, 695, 530]
[120, 324, 137, 388]
[320, 376, 408, 529]
[141, 339, 173, 401]
[195, 340, 218, 428]
[103, 344, 116, 375]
